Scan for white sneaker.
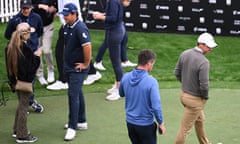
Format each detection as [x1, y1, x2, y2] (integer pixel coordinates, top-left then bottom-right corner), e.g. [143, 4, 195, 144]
[46, 80, 68, 90]
[64, 122, 88, 130]
[121, 60, 137, 67]
[83, 71, 102, 85]
[38, 76, 48, 85]
[107, 84, 118, 94]
[94, 61, 106, 71]
[64, 128, 76, 141]
[47, 70, 55, 83]
[105, 91, 121, 101]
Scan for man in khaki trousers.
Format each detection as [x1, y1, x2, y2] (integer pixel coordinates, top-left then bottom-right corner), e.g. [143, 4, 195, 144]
[174, 32, 217, 144]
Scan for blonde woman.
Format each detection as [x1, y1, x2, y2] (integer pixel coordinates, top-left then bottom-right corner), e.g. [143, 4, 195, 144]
[6, 22, 42, 143]
[5, 0, 44, 113]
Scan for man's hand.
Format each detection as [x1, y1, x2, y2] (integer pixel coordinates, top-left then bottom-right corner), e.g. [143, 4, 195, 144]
[158, 124, 166, 135]
[75, 63, 88, 72]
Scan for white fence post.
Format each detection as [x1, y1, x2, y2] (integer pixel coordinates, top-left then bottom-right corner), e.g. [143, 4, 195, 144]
[0, 0, 4, 22]
[0, 0, 20, 23]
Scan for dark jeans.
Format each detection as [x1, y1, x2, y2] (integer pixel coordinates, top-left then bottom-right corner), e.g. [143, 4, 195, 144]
[14, 91, 31, 139]
[95, 31, 128, 63]
[29, 80, 36, 105]
[66, 69, 88, 130]
[107, 24, 125, 81]
[127, 122, 157, 144]
[121, 32, 128, 62]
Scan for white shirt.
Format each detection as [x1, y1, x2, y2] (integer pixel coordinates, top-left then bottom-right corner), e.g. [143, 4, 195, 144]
[195, 46, 203, 53]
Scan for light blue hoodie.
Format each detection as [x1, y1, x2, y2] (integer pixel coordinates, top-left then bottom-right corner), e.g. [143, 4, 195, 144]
[119, 69, 164, 126]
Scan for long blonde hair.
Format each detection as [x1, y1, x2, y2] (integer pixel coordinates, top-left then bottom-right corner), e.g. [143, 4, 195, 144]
[7, 22, 31, 76]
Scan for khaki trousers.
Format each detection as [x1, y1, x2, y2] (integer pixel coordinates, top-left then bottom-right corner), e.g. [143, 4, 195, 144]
[37, 23, 54, 77]
[13, 91, 31, 138]
[174, 91, 210, 144]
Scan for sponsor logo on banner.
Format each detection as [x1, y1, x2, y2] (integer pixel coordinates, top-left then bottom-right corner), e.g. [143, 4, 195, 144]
[89, 1, 96, 5]
[125, 23, 134, 27]
[155, 25, 168, 29]
[155, 5, 169, 10]
[178, 6, 183, 12]
[179, 17, 191, 21]
[209, 0, 216, 4]
[193, 27, 208, 32]
[192, 8, 204, 12]
[159, 15, 170, 20]
[142, 22, 148, 29]
[213, 19, 224, 24]
[140, 3, 148, 9]
[177, 26, 186, 31]
[192, 0, 200, 3]
[233, 10, 240, 15]
[213, 9, 224, 14]
[230, 30, 240, 35]
[199, 17, 205, 23]
[139, 14, 151, 18]
[234, 20, 240, 25]
[125, 12, 131, 18]
[226, 0, 232, 5]
[216, 28, 222, 34]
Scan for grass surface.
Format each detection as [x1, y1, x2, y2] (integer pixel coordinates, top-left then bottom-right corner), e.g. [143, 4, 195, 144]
[1, 21, 240, 87]
[1, 89, 240, 144]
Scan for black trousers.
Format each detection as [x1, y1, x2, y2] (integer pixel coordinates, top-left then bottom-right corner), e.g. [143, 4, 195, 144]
[127, 122, 157, 144]
[55, 26, 67, 82]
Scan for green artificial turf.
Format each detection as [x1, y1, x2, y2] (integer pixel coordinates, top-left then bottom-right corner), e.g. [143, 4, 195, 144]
[1, 89, 240, 144]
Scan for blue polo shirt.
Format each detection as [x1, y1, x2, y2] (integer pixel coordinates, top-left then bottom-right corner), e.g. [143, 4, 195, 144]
[63, 19, 91, 73]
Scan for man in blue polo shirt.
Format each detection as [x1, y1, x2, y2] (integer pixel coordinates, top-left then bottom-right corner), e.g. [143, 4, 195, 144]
[59, 3, 92, 141]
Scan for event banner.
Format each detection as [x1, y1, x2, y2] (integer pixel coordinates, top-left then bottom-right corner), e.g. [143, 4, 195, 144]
[81, 0, 240, 36]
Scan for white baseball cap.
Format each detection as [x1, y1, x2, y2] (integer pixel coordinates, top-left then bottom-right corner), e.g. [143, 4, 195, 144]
[197, 32, 217, 48]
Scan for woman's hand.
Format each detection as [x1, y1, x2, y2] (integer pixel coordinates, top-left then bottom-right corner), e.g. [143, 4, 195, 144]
[34, 48, 42, 57]
[92, 11, 105, 21]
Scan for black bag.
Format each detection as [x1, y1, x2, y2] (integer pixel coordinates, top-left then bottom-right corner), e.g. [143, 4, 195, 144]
[15, 80, 33, 93]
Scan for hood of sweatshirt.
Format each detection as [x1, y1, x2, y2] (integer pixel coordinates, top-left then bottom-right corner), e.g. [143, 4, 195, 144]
[129, 69, 148, 86]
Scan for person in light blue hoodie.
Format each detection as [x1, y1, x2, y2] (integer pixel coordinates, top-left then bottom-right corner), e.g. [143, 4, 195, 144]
[119, 49, 166, 144]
